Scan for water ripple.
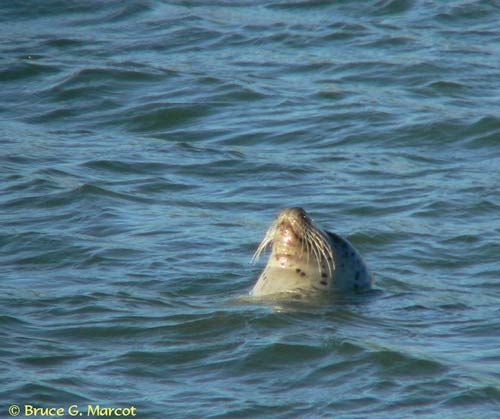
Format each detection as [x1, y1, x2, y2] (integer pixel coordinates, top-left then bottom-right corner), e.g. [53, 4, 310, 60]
[2, 0, 500, 417]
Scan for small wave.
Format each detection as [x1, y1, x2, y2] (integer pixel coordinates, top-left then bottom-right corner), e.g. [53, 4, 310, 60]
[0, 61, 60, 82]
[443, 385, 500, 409]
[122, 102, 212, 133]
[2, 183, 152, 210]
[436, 2, 498, 24]
[10, 382, 89, 404]
[370, 0, 415, 16]
[268, 0, 344, 10]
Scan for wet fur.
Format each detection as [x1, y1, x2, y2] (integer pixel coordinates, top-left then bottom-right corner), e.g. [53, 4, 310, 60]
[250, 208, 372, 297]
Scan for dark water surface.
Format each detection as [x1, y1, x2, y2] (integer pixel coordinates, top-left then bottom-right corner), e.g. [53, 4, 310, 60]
[2, 1, 500, 417]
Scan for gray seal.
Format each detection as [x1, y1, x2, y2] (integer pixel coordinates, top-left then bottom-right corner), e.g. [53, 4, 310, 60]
[250, 207, 373, 297]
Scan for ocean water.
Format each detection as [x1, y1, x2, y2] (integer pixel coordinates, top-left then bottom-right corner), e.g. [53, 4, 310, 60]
[1, 1, 500, 417]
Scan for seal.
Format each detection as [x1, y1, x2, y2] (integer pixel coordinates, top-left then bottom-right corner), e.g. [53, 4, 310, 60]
[250, 207, 373, 297]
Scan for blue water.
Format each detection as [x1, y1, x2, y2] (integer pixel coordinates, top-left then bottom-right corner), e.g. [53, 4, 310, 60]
[2, 1, 500, 418]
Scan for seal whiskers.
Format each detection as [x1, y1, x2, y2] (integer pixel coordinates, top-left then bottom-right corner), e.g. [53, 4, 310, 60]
[252, 209, 331, 271]
[307, 228, 335, 278]
[304, 229, 321, 273]
[251, 220, 277, 263]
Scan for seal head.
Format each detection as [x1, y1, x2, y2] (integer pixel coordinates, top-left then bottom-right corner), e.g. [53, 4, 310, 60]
[250, 207, 372, 297]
